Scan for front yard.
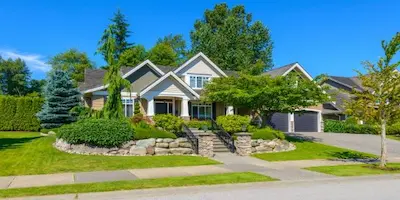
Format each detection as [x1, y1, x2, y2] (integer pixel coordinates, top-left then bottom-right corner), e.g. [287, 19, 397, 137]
[306, 163, 400, 176]
[252, 136, 377, 161]
[0, 132, 218, 176]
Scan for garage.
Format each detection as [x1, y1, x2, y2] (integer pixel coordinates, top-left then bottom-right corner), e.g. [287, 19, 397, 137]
[269, 113, 289, 132]
[294, 111, 319, 132]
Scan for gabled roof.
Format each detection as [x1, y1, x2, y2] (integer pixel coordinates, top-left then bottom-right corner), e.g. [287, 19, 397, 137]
[327, 76, 364, 91]
[122, 60, 164, 79]
[140, 71, 200, 99]
[263, 62, 313, 80]
[173, 52, 227, 77]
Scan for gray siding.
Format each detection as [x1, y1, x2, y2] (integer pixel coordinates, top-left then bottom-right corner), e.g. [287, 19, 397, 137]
[294, 111, 318, 132]
[124, 65, 160, 93]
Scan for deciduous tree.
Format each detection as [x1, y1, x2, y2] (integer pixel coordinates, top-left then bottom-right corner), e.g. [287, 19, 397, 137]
[148, 42, 178, 66]
[345, 32, 400, 167]
[157, 34, 187, 64]
[118, 45, 148, 67]
[0, 56, 30, 96]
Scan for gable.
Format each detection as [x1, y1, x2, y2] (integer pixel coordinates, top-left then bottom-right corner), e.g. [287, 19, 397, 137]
[142, 76, 198, 99]
[124, 64, 161, 93]
[282, 63, 313, 80]
[176, 56, 223, 77]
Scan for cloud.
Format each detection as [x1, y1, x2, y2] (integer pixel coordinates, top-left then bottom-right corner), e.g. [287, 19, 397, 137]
[0, 49, 51, 72]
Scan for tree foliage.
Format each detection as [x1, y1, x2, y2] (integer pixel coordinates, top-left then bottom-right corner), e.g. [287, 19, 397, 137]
[203, 73, 328, 126]
[157, 34, 187, 65]
[345, 32, 400, 167]
[148, 42, 178, 66]
[48, 49, 94, 83]
[37, 70, 81, 129]
[118, 45, 148, 67]
[190, 3, 273, 74]
[0, 56, 30, 95]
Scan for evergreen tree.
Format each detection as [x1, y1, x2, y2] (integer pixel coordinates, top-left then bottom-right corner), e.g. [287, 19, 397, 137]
[37, 70, 80, 129]
[0, 56, 31, 95]
[134, 101, 141, 115]
[112, 9, 133, 57]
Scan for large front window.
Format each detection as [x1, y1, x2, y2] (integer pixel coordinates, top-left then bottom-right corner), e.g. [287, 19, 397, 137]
[122, 98, 134, 117]
[189, 75, 210, 89]
[191, 103, 212, 119]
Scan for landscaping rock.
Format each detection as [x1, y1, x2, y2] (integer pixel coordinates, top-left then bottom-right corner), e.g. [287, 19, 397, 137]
[251, 140, 258, 147]
[255, 146, 272, 152]
[170, 148, 193, 155]
[163, 138, 174, 143]
[118, 149, 129, 154]
[156, 138, 164, 143]
[179, 142, 192, 148]
[155, 148, 170, 155]
[136, 138, 156, 148]
[129, 146, 147, 156]
[175, 138, 188, 143]
[146, 146, 155, 155]
[168, 142, 179, 148]
[156, 142, 169, 148]
[122, 141, 136, 149]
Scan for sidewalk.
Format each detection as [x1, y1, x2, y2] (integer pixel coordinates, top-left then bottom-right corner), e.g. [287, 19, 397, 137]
[0, 154, 369, 190]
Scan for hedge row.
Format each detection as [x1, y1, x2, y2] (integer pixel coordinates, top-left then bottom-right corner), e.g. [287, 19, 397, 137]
[0, 96, 43, 131]
[324, 120, 378, 134]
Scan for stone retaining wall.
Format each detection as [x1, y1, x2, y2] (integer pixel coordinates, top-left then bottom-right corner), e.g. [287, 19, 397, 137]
[54, 138, 194, 156]
[251, 138, 296, 154]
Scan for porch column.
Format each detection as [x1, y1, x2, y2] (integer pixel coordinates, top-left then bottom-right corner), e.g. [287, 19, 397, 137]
[147, 99, 155, 117]
[181, 97, 190, 120]
[226, 106, 234, 115]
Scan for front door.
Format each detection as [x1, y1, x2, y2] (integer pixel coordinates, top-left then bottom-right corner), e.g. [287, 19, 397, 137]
[155, 100, 173, 115]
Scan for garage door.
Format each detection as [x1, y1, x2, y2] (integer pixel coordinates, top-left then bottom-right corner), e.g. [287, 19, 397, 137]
[294, 111, 318, 132]
[269, 113, 289, 132]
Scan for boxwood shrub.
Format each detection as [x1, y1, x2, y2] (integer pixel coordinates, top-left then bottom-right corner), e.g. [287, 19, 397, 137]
[186, 119, 210, 129]
[251, 127, 286, 140]
[133, 127, 177, 140]
[324, 120, 378, 134]
[216, 115, 250, 134]
[153, 114, 184, 133]
[58, 119, 133, 147]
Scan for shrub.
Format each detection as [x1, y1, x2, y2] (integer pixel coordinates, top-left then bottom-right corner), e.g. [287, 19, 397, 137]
[0, 96, 43, 131]
[388, 122, 400, 135]
[216, 115, 250, 134]
[134, 101, 141, 115]
[344, 117, 358, 125]
[131, 113, 144, 124]
[133, 127, 177, 140]
[186, 119, 210, 129]
[324, 120, 378, 134]
[153, 114, 184, 133]
[58, 119, 133, 147]
[70, 105, 103, 120]
[251, 127, 286, 140]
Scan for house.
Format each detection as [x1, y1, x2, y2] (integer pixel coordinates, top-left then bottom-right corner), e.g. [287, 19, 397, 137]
[79, 52, 323, 132]
[321, 75, 364, 121]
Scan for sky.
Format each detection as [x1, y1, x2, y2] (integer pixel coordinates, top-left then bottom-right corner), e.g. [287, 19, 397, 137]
[0, 0, 399, 80]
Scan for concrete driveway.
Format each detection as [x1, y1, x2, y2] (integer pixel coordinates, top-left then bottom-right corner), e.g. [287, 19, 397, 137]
[290, 132, 400, 160]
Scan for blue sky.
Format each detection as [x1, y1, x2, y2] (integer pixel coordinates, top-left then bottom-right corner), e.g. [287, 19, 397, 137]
[0, 0, 398, 80]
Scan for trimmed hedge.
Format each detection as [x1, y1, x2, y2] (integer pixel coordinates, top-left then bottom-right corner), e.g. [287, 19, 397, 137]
[324, 120, 378, 134]
[388, 122, 400, 135]
[216, 115, 250, 134]
[251, 127, 286, 140]
[153, 114, 184, 133]
[133, 127, 177, 140]
[58, 119, 134, 147]
[0, 96, 43, 131]
[186, 119, 211, 129]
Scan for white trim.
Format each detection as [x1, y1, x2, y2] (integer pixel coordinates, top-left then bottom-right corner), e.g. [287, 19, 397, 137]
[174, 52, 227, 77]
[83, 85, 108, 94]
[282, 63, 313, 81]
[327, 77, 362, 91]
[122, 60, 164, 78]
[188, 74, 212, 89]
[288, 113, 294, 132]
[140, 71, 200, 99]
[93, 91, 138, 97]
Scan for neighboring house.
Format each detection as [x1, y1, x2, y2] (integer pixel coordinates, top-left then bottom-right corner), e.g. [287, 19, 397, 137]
[79, 53, 323, 132]
[321, 75, 364, 121]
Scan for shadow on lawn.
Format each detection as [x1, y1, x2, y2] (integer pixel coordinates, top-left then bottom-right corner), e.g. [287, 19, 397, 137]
[0, 136, 41, 151]
[285, 133, 322, 143]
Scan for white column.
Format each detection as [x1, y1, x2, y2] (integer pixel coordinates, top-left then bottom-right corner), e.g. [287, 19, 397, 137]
[226, 106, 234, 115]
[181, 98, 189, 117]
[172, 97, 176, 116]
[147, 99, 155, 116]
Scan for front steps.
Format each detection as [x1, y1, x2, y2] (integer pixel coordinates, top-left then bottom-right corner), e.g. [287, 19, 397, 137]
[190, 128, 231, 153]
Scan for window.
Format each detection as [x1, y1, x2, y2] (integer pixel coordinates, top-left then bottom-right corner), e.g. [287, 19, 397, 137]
[189, 75, 210, 89]
[122, 98, 134, 117]
[191, 103, 212, 119]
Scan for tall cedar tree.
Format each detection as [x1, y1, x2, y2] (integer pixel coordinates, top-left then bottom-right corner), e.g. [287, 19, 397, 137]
[37, 70, 80, 129]
[100, 25, 131, 119]
[0, 56, 30, 95]
[345, 32, 400, 167]
[190, 3, 273, 75]
[48, 49, 94, 83]
[203, 73, 329, 127]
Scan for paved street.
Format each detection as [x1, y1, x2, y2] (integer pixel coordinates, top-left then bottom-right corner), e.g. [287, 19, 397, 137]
[292, 132, 400, 159]
[10, 175, 400, 200]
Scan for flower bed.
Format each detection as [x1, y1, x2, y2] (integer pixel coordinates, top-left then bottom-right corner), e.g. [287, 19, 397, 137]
[54, 137, 194, 156]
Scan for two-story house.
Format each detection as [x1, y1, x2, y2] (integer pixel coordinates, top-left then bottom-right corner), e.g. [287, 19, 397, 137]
[79, 52, 324, 132]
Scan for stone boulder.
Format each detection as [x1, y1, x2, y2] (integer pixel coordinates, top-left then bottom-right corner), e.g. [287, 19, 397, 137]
[122, 141, 136, 149]
[156, 143, 169, 148]
[146, 146, 155, 155]
[155, 148, 170, 155]
[175, 138, 188, 143]
[163, 138, 174, 143]
[168, 142, 179, 148]
[129, 146, 147, 156]
[179, 142, 192, 148]
[136, 138, 156, 148]
[170, 148, 193, 155]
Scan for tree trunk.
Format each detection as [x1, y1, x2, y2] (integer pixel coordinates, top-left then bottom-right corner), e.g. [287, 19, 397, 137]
[380, 119, 387, 168]
[261, 113, 273, 128]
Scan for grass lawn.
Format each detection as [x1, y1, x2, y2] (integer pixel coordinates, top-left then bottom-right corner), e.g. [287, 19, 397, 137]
[388, 135, 400, 141]
[0, 172, 275, 198]
[0, 132, 219, 176]
[252, 136, 377, 161]
[306, 163, 400, 176]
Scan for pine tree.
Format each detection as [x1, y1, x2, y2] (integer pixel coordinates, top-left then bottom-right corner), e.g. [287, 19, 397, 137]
[37, 70, 80, 129]
[111, 9, 132, 57]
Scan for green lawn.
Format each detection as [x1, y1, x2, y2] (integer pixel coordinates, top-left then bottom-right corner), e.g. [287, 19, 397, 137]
[0, 172, 276, 198]
[388, 135, 400, 141]
[0, 132, 219, 176]
[306, 163, 400, 176]
[252, 136, 376, 161]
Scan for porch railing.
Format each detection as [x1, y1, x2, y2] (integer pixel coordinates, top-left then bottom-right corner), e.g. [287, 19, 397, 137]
[211, 119, 235, 153]
[182, 124, 199, 154]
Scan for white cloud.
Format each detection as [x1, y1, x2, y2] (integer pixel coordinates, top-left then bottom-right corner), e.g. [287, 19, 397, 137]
[0, 49, 50, 72]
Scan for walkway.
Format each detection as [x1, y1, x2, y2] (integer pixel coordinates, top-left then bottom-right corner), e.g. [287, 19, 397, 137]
[0, 153, 366, 189]
[292, 132, 400, 160]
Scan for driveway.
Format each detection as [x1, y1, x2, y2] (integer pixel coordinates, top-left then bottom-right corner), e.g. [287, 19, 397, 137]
[290, 132, 400, 160]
